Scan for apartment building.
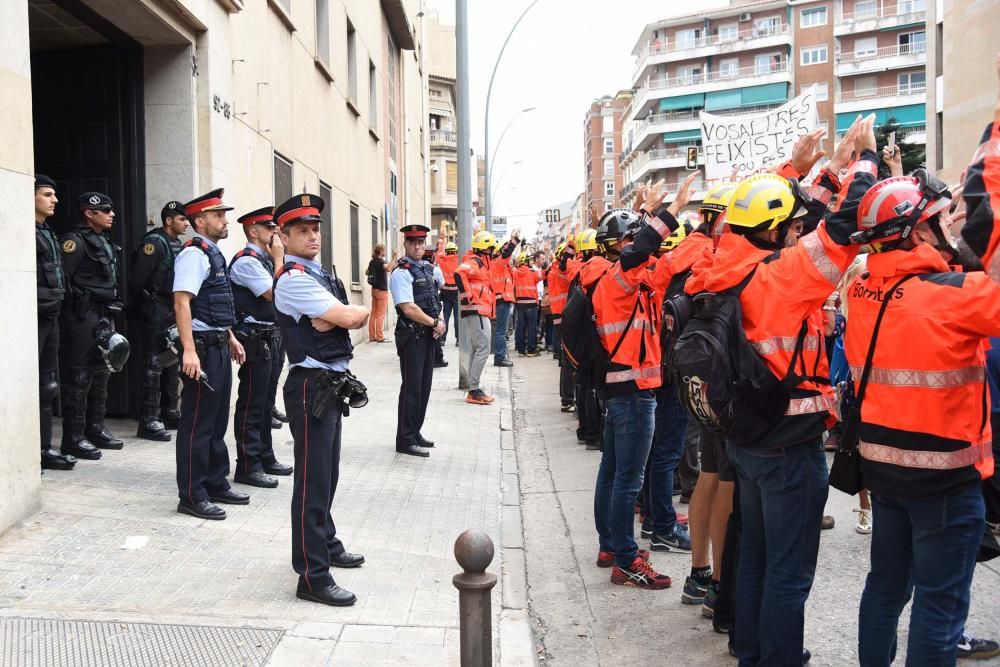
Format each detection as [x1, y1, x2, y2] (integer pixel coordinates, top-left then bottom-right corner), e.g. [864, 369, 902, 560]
[584, 92, 632, 216]
[620, 0, 929, 206]
[1, 0, 429, 534]
[535, 200, 576, 249]
[427, 10, 458, 242]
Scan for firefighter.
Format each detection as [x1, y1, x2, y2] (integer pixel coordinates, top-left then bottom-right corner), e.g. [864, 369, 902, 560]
[490, 234, 519, 367]
[512, 252, 541, 356]
[455, 231, 498, 404]
[435, 232, 460, 349]
[570, 229, 611, 449]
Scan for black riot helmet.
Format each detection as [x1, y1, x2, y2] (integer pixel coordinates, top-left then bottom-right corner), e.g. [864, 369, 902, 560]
[157, 325, 181, 368]
[596, 208, 645, 253]
[92, 320, 131, 373]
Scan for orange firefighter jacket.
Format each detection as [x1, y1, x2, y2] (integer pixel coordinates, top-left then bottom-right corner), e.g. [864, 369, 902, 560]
[456, 251, 496, 319]
[513, 266, 541, 304]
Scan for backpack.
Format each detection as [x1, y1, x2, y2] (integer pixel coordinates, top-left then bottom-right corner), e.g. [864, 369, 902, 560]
[661, 268, 694, 372]
[561, 273, 640, 387]
[670, 269, 810, 447]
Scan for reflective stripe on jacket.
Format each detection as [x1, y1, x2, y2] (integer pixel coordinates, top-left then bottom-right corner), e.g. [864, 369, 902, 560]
[491, 256, 515, 303]
[547, 264, 571, 318]
[456, 252, 496, 318]
[845, 244, 999, 498]
[436, 251, 459, 290]
[513, 266, 540, 304]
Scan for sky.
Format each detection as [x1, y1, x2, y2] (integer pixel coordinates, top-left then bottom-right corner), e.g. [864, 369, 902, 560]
[424, 0, 729, 228]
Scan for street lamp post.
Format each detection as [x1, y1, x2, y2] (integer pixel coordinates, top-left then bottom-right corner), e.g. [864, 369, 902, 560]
[490, 160, 523, 219]
[488, 107, 535, 184]
[483, 0, 541, 233]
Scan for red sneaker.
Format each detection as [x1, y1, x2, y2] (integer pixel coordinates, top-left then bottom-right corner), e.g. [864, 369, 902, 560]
[596, 549, 650, 568]
[676, 512, 688, 525]
[610, 557, 672, 589]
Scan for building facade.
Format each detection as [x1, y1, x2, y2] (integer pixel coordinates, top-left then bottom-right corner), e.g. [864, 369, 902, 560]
[620, 0, 928, 206]
[584, 92, 632, 217]
[2, 0, 430, 535]
[426, 10, 457, 243]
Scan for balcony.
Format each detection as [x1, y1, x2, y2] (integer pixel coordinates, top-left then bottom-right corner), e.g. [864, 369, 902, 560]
[632, 23, 791, 83]
[629, 146, 704, 185]
[835, 83, 926, 114]
[835, 43, 926, 77]
[633, 62, 790, 117]
[429, 130, 457, 150]
[625, 102, 783, 158]
[835, 6, 927, 36]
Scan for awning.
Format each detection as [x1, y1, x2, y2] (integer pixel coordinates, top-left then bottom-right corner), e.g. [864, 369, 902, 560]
[705, 89, 741, 111]
[659, 93, 705, 112]
[740, 83, 788, 106]
[836, 104, 926, 131]
[663, 129, 702, 143]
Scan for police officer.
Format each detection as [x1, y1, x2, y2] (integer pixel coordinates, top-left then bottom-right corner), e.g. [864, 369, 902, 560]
[35, 175, 75, 471]
[390, 225, 445, 458]
[131, 201, 187, 441]
[173, 188, 249, 520]
[273, 193, 368, 607]
[422, 244, 449, 368]
[229, 206, 293, 488]
[59, 192, 126, 460]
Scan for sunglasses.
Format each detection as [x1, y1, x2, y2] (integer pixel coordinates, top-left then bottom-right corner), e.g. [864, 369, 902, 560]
[90, 206, 113, 214]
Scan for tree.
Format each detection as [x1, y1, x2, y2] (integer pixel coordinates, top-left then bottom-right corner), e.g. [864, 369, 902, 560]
[876, 116, 926, 179]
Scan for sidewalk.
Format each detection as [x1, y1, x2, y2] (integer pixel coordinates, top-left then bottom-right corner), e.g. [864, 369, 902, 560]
[510, 354, 1000, 666]
[0, 339, 529, 666]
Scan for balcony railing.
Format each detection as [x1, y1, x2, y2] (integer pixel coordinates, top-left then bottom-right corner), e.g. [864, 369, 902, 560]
[631, 146, 704, 174]
[838, 6, 926, 25]
[837, 83, 926, 103]
[640, 61, 788, 95]
[837, 43, 926, 65]
[429, 130, 457, 146]
[639, 23, 789, 60]
[632, 103, 783, 135]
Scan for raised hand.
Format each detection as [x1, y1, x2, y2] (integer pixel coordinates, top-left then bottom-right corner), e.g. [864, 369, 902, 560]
[667, 172, 699, 217]
[790, 128, 827, 176]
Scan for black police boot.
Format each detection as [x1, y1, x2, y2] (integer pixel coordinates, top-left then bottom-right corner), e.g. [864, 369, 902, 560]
[296, 578, 356, 606]
[61, 434, 102, 460]
[41, 448, 76, 470]
[263, 461, 293, 476]
[234, 470, 278, 488]
[434, 358, 449, 368]
[161, 410, 181, 430]
[270, 416, 282, 429]
[177, 499, 226, 520]
[86, 425, 124, 450]
[396, 440, 430, 458]
[271, 407, 288, 423]
[416, 434, 435, 448]
[137, 418, 171, 442]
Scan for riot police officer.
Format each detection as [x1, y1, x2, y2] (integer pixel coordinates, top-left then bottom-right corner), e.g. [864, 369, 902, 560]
[390, 225, 445, 457]
[273, 193, 368, 607]
[131, 200, 187, 441]
[59, 192, 126, 460]
[35, 175, 75, 471]
[173, 188, 249, 520]
[229, 206, 292, 488]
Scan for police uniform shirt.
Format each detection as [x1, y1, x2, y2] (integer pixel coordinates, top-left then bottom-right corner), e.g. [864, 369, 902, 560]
[389, 259, 441, 305]
[273, 254, 349, 372]
[172, 232, 224, 332]
[433, 264, 445, 289]
[229, 243, 275, 325]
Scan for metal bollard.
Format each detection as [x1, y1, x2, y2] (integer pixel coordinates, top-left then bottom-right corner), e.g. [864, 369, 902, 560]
[453, 529, 498, 666]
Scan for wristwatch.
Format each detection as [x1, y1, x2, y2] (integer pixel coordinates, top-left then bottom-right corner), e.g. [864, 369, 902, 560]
[433, 317, 440, 328]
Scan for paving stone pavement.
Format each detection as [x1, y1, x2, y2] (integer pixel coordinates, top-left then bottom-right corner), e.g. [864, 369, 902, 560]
[510, 354, 1000, 666]
[0, 339, 527, 666]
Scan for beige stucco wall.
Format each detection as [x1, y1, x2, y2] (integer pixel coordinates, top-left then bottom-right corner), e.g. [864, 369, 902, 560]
[0, 0, 42, 535]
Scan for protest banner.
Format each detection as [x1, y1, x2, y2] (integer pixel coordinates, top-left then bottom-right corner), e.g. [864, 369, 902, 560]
[700, 86, 818, 181]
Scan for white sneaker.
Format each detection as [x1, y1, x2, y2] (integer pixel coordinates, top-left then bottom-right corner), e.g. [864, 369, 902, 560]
[854, 508, 873, 535]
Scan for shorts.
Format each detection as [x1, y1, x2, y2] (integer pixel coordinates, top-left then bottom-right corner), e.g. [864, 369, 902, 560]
[699, 427, 734, 482]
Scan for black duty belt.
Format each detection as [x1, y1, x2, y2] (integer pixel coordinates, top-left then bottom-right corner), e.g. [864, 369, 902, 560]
[193, 330, 229, 347]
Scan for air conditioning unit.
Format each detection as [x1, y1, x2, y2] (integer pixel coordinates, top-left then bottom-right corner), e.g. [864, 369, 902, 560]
[739, 12, 752, 21]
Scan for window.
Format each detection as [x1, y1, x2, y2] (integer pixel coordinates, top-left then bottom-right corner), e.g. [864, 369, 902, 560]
[854, 75, 878, 97]
[718, 23, 737, 41]
[346, 19, 358, 102]
[602, 115, 614, 133]
[320, 181, 333, 270]
[754, 17, 781, 35]
[349, 202, 360, 287]
[368, 60, 377, 129]
[604, 202, 613, 212]
[755, 54, 775, 75]
[898, 31, 926, 54]
[800, 45, 828, 66]
[315, 0, 330, 67]
[898, 71, 927, 93]
[678, 64, 703, 83]
[604, 159, 615, 176]
[604, 138, 614, 154]
[675, 28, 700, 49]
[854, 36, 877, 58]
[800, 7, 827, 27]
[801, 82, 829, 101]
[898, 0, 926, 13]
[371, 214, 380, 250]
[273, 152, 293, 203]
[387, 33, 400, 161]
[854, 0, 877, 17]
[446, 161, 458, 193]
[719, 58, 739, 78]
[818, 120, 829, 149]
[604, 181, 615, 197]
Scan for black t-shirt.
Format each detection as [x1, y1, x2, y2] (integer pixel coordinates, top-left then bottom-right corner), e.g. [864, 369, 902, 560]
[367, 257, 388, 291]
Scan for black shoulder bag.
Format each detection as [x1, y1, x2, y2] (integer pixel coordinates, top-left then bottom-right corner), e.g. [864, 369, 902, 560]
[829, 274, 915, 495]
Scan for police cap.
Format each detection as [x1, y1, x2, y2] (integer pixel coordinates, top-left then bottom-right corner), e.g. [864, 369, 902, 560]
[160, 200, 186, 223]
[400, 224, 431, 240]
[79, 192, 114, 210]
[237, 206, 277, 228]
[184, 188, 234, 218]
[274, 193, 325, 230]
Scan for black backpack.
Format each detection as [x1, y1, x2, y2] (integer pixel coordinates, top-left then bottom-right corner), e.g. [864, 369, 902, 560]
[670, 269, 810, 447]
[661, 268, 695, 371]
[561, 273, 640, 387]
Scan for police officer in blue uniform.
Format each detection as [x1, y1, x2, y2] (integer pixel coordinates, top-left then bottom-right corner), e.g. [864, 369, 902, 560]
[273, 193, 368, 607]
[229, 206, 293, 488]
[59, 192, 126, 460]
[35, 175, 76, 471]
[390, 225, 445, 458]
[173, 188, 249, 520]
[131, 200, 187, 441]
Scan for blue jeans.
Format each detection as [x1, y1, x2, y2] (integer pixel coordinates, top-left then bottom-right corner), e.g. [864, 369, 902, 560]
[441, 291, 458, 343]
[858, 484, 984, 666]
[494, 301, 512, 363]
[643, 383, 689, 534]
[594, 391, 656, 568]
[727, 438, 828, 666]
[514, 304, 538, 354]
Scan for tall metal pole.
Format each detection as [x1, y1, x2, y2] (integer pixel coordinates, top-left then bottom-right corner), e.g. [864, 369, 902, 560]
[455, 0, 473, 253]
[488, 107, 535, 183]
[483, 0, 540, 234]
